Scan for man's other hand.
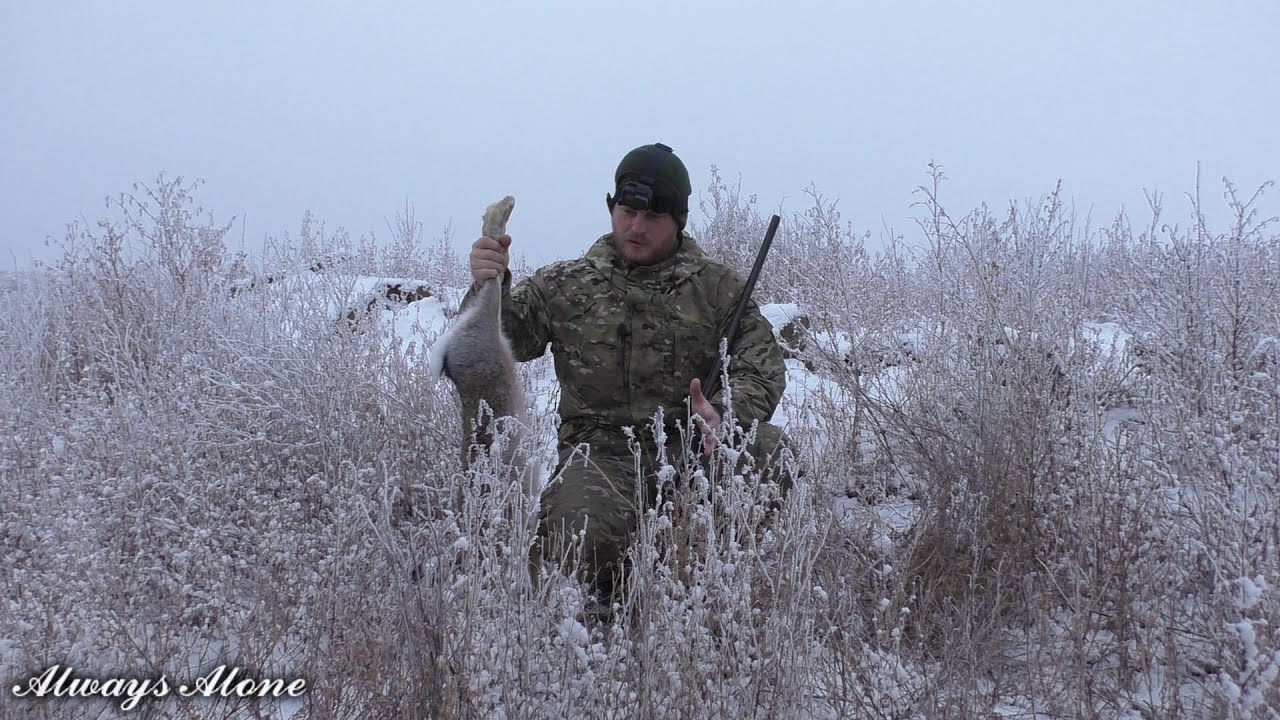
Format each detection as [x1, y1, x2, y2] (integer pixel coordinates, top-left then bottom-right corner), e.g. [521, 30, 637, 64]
[689, 378, 722, 457]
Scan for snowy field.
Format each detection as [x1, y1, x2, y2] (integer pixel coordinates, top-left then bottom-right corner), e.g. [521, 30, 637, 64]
[1, 176, 1277, 718]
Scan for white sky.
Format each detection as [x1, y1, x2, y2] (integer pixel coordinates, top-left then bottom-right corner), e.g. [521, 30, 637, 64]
[2, 1, 1277, 270]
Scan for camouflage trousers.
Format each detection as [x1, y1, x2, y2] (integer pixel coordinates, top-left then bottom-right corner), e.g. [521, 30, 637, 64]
[533, 421, 796, 609]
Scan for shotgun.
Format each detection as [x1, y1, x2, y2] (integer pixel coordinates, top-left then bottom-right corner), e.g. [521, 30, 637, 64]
[701, 213, 781, 403]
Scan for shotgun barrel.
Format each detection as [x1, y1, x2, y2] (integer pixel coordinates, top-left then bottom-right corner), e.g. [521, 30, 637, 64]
[701, 213, 781, 402]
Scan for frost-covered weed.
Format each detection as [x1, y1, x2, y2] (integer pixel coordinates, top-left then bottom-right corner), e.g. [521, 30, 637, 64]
[702, 165, 1278, 718]
[1, 170, 1277, 719]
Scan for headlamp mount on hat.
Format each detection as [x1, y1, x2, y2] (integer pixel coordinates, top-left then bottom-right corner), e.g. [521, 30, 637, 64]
[608, 142, 688, 216]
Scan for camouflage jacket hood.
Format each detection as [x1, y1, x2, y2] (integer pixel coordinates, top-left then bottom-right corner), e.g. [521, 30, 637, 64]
[465, 232, 786, 458]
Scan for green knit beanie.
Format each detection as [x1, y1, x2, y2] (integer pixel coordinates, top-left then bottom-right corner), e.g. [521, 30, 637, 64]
[607, 142, 692, 231]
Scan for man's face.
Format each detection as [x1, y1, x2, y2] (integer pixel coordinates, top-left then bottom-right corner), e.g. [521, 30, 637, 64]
[611, 203, 679, 265]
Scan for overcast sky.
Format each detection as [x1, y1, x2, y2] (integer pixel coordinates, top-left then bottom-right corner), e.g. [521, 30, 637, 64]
[2, 1, 1276, 270]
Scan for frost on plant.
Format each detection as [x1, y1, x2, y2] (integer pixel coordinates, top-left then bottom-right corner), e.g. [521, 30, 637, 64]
[1, 169, 1277, 719]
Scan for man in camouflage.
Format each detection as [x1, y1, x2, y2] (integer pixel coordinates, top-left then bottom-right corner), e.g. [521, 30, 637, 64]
[465, 143, 791, 612]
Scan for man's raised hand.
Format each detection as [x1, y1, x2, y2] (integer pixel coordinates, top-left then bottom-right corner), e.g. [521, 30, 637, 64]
[470, 234, 511, 282]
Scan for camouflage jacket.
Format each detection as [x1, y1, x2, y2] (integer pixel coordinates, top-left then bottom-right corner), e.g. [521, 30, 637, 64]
[463, 233, 786, 457]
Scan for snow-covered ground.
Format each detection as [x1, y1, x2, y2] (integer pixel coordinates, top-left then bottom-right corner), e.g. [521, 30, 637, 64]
[6, 197, 1277, 719]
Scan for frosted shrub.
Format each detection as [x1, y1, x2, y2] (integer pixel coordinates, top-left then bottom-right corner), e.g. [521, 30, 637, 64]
[2, 169, 1276, 719]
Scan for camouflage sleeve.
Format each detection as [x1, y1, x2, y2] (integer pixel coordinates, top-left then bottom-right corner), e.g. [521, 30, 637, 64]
[458, 269, 551, 362]
[711, 297, 786, 425]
